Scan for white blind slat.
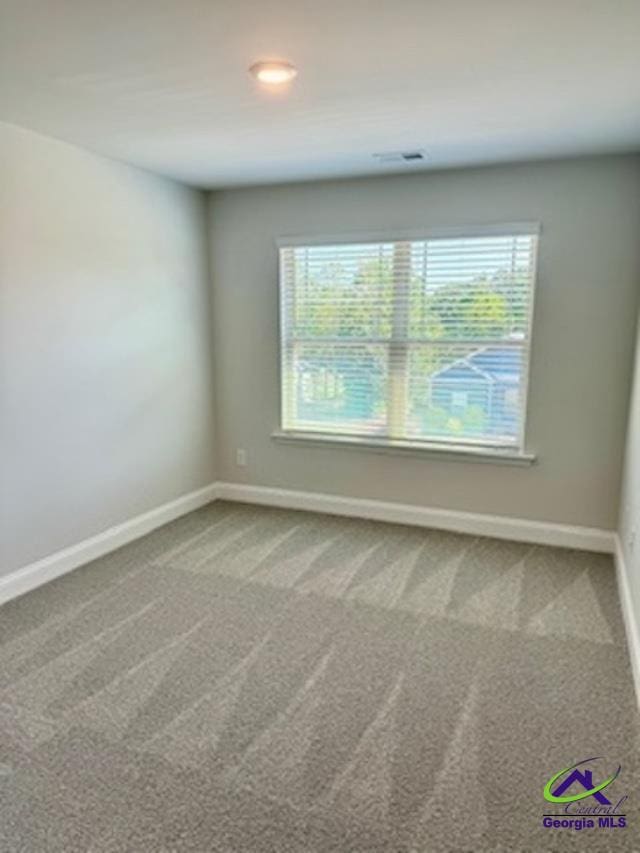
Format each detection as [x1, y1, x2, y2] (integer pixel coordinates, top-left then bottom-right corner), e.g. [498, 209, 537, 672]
[279, 232, 537, 450]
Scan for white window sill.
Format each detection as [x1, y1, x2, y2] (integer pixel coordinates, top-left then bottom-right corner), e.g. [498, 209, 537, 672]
[271, 430, 536, 467]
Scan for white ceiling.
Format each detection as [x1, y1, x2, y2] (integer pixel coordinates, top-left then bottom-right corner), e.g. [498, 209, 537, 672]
[1, 0, 639, 188]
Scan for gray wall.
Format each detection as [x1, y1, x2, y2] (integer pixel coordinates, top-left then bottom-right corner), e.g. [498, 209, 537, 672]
[209, 156, 640, 529]
[620, 309, 640, 615]
[0, 122, 216, 575]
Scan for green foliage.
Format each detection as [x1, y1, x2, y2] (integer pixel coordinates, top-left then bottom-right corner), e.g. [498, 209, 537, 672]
[294, 258, 518, 344]
[417, 403, 487, 438]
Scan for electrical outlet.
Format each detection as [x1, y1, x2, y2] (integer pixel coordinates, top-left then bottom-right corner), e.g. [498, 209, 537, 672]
[236, 448, 248, 467]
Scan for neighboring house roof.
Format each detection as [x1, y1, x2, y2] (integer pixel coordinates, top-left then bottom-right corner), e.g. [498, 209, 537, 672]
[432, 346, 522, 385]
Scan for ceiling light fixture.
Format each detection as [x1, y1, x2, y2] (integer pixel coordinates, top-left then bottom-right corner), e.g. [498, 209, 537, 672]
[249, 60, 298, 85]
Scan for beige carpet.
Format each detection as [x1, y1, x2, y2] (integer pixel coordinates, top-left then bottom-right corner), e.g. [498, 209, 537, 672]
[0, 501, 638, 851]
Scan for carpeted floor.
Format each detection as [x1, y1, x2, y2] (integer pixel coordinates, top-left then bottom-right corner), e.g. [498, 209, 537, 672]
[0, 500, 638, 852]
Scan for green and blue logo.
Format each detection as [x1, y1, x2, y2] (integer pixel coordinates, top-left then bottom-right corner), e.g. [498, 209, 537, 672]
[544, 757, 621, 804]
[542, 757, 627, 831]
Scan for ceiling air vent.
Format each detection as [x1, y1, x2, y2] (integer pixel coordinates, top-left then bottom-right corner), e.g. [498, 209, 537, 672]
[373, 150, 428, 164]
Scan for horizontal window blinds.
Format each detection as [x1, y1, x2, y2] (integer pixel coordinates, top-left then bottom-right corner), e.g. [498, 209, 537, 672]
[279, 231, 537, 449]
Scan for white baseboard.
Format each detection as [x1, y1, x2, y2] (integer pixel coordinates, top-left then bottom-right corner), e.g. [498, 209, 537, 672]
[216, 482, 615, 553]
[0, 483, 219, 607]
[0, 479, 616, 612]
[614, 534, 640, 709]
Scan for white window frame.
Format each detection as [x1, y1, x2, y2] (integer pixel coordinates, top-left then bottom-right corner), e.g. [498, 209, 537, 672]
[274, 223, 539, 465]
[450, 390, 470, 411]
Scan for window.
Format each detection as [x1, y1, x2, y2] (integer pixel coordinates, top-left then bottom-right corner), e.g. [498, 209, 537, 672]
[278, 227, 538, 452]
[301, 368, 344, 404]
[450, 390, 469, 411]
